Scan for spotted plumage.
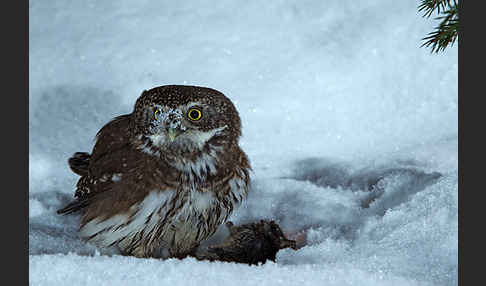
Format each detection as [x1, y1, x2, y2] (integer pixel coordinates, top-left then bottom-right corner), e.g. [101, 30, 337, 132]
[58, 85, 251, 259]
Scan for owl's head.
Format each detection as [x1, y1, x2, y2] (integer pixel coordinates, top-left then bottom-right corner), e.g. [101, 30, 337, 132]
[131, 85, 242, 160]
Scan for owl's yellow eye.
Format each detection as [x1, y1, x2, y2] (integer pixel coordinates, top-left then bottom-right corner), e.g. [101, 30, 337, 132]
[187, 108, 202, 121]
[154, 109, 160, 117]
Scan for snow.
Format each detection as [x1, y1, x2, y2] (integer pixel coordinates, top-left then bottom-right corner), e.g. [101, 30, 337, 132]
[29, 0, 457, 285]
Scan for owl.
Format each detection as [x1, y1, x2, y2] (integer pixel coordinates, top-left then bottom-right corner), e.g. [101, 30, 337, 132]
[57, 85, 251, 259]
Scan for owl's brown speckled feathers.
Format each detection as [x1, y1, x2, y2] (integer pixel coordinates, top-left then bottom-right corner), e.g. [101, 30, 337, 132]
[58, 85, 251, 259]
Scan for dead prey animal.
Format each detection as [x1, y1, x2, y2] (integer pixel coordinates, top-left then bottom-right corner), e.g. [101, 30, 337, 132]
[194, 220, 297, 265]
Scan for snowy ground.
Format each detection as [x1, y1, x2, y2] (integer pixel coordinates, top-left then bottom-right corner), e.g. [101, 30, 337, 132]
[29, 1, 457, 285]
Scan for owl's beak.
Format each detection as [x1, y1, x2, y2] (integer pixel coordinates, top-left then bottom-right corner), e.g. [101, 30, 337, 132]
[167, 128, 181, 142]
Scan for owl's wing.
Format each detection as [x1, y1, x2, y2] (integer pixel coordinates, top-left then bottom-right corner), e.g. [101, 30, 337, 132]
[66, 114, 132, 178]
[58, 145, 161, 215]
[68, 152, 91, 176]
[91, 114, 132, 163]
[59, 113, 148, 215]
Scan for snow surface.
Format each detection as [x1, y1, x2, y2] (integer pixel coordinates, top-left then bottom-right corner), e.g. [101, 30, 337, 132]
[29, 0, 457, 285]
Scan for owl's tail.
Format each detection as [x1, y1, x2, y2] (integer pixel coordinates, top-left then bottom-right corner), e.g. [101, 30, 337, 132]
[56, 198, 90, 215]
[68, 152, 91, 176]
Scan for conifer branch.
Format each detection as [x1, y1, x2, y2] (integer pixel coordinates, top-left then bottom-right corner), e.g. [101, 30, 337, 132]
[418, 0, 458, 53]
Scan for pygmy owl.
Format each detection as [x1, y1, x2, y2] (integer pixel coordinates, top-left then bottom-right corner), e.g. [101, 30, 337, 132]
[58, 85, 251, 259]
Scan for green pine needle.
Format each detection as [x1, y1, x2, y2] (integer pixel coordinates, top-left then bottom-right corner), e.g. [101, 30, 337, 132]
[418, 0, 458, 53]
[418, 0, 454, 18]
